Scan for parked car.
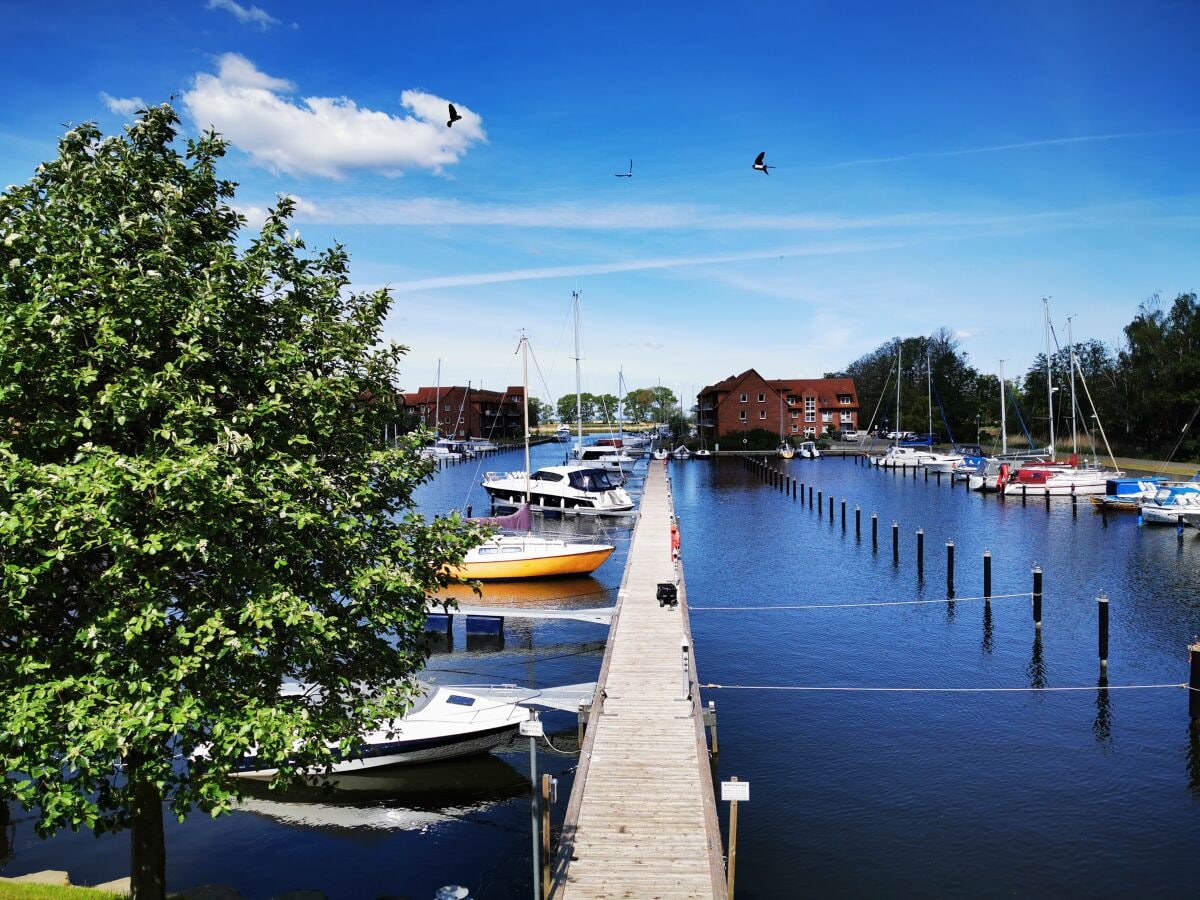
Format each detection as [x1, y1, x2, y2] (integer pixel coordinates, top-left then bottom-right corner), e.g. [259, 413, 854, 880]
[842, 430, 862, 442]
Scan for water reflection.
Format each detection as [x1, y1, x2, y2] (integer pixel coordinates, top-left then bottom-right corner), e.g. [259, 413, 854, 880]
[1027, 632, 1046, 689]
[1093, 674, 1113, 749]
[234, 755, 530, 834]
[981, 600, 993, 654]
[1188, 721, 1200, 800]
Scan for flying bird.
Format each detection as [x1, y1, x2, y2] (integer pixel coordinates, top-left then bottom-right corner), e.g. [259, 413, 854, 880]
[447, 103, 463, 128]
[614, 159, 633, 178]
[752, 151, 774, 175]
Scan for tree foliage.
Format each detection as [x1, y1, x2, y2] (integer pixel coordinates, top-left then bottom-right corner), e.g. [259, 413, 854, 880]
[0, 107, 481, 896]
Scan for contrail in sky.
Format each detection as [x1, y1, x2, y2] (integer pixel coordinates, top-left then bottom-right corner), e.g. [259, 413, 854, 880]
[815, 128, 1197, 170]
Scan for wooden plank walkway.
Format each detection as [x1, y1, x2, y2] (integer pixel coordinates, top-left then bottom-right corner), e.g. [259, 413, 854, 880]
[550, 462, 727, 899]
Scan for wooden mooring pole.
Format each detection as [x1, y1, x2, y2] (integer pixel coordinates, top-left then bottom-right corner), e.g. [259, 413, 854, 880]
[726, 777, 740, 899]
[916, 527, 924, 573]
[946, 540, 955, 597]
[983, 550, 992, 600]
[892, 521, 899, 563]
[1189, 642, 1200, 720]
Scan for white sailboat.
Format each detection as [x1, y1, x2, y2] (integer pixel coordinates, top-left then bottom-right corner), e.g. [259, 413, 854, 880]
[483, 294, 636, 517]
[777, 389, 795, 458]
[875, 344, 936, 468]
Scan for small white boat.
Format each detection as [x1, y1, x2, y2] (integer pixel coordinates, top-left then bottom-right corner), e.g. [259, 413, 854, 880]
[466, 437, 499, 453]
[571, 444, 638, 474]
[1139, 485, 1200, 524]
[228, 682, 596, 779]
[692, 448, 712, 459]
[873, 445, 935, 468]
[777, 443, 795, 459]
[652, 447, 669, 460]
[798, 441, 821, 459]
[922, 452, 965, 474]
[553, 426, 572, 443]
[671, 445, 691, 459]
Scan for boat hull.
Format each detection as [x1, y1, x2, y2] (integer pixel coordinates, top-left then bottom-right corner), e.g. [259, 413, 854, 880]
[451, 545, 615, 580]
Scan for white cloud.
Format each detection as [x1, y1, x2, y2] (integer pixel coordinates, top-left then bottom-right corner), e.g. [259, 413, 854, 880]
[207, 0, 280, 30]
[99, 92, 147, 116]
[182, 54, 485, 178]
[233, 194, 319, 228]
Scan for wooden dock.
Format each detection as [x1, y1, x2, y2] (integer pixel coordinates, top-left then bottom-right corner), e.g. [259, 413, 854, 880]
[550, 462, 727, 899]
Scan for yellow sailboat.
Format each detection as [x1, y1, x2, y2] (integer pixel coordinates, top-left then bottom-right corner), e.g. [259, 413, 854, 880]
[452, 335, 615, 582]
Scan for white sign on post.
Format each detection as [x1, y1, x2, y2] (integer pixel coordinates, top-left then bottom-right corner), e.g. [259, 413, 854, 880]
[721, 780, 750, 803]
[519, 718, 544, 738]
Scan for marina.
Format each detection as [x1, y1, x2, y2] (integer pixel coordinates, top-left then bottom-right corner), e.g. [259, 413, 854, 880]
[6, 439, 1200, 897]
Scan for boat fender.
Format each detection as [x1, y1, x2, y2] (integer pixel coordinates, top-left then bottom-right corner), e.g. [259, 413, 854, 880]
[997, 463, 1010, 491]
[671, 521, 681, 561]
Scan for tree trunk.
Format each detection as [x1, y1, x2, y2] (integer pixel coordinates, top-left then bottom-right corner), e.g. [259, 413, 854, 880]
[128, 756, 166, 900]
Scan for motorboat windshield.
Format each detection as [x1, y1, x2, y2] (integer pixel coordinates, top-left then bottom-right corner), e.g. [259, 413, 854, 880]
[567, 468, 616, 492]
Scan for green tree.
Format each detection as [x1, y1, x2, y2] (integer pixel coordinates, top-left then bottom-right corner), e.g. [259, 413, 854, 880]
[527, 395, 547, 428]
[0, 107, 480, 898]
[622, 388, 655, 423]
[651, 386, 678, 425]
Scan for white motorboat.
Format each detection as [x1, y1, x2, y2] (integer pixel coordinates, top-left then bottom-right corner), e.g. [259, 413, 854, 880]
[466, 437, 499, 453]
[671, 445, 691, 459]
[553, 426, 572, 443]
[483, 465, 634, 516]
[571, 444, 638, 474]
[652, 447, 669, 460]
[228, 681, 595, 779]
[873, 445, 934, 468]
[798, 441, 821, 459]
[1139, 484, 1200, 524]
[421, 439, 473, 461]
[922, 452, 965, 474]
[692, 447, 712, 459]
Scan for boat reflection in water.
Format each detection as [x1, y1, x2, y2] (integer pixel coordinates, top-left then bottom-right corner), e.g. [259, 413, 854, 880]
[234, 755, 529, 833]
[432, 574, 614, 610]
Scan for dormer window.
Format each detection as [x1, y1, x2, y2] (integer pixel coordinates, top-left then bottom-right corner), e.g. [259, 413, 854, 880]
[758, 393, 765, 402]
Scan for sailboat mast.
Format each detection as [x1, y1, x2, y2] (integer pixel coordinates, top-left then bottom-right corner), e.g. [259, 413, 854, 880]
[521, 336, 530, 504]
[573, 290, 583, 449]
[1044, 297, 1056, 460]
[434, 358, 441, 436]
[999, 360, 1008, 456]
[896, 343, 902, 439]
[1067, 315, 1078, 457]
[926, 350, 932, 439]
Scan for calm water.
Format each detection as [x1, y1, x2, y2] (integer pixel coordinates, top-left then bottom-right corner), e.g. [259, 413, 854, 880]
[4, 444, 1199, 898]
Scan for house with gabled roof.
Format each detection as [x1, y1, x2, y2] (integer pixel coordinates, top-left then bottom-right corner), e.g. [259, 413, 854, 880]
[400, 384, 525, 440]
[697, 369, 859, 444]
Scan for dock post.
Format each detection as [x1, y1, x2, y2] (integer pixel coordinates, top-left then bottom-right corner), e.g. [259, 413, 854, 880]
[681, 640, 691, 701]
[526, 709, 543, 900]
[828, 495, 833, 522]
[1189, 642, 1200, 719]
[817, 489, 823, 512]
[792, 481, 797, 500]
[983, 550, 992, 600]
[726, 777, 741, 899]
[892, 521, 899, 563]
[841, 498, 846, 531]
[946, 540, 955, 597]
[1033, 566, 1043, 628]
[808, 486, 813, 508]
[577, 698, 591, 746]
[707, 700, 719, 755]
[1098, 591, 1109, 673]
[1072, 489, 1078, 516]
[542, 774, 553, 898]
[916, 527, 924, 573]
[872, 513, 878, 551]
[924, 466, 929, 481]
[855, 505, 861, 539]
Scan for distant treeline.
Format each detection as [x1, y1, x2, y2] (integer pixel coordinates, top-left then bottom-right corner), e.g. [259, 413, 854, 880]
[827, 293, 1199, 462]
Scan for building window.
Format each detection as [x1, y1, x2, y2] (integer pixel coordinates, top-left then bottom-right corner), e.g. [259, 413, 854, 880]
[804, 397, 815, 423]
[759, 410, 767, 420]
[444, 403, 450, 412]
[739, 410, 747, 421]
[791, 411, 798, 419]
[459, 417, 465, 424]
[822, 412, 832, 423]
[841, 412, 854, 425]
[787, 395, 796, 405]
[839, 395, 852, 405]
[758, 393, 765, 403]
[791, 425, 798, 433]
[740, 393, 748, 403]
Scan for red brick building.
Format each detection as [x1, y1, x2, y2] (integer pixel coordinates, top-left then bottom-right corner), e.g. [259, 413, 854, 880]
[400, 385, 525, 440]
[697, 369, 859, 443]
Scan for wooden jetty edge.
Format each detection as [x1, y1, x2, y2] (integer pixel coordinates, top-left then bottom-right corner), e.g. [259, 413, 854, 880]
[550, 462, 727, 899]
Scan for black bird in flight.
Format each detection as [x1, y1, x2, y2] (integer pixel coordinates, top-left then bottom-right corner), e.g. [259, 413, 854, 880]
[614, 159, 633, 178]
[447, 103, 463, 128]
[752, 151, 774, 175]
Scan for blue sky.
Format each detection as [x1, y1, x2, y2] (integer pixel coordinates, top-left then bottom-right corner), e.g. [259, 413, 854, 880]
[3, 1, 1197, 406]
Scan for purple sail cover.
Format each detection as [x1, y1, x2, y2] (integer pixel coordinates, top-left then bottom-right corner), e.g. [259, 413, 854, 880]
[468, 503, 531, 531]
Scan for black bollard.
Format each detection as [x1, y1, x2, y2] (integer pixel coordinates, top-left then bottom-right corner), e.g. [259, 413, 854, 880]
[828, 495, 833, 522]
[841, 498, 846, 531]
[818, 489, 823, 511]
[872, 513, 879, 551]
[892, 521, 899, 563]
[916, 527, 924, 573]
[855, 505, 861, 538]
[792, 481, 797, 500]
[466, 505, 473, 518]
[1072, 490, 1078, 517]
[808, 486, 813, 508]
[936, 470, 941, 485]
[924, 466, 928, 481]
[983, 550, 992, 600]
[1189, 642, 1200, 720]
[946, 540, 955, 597]
[1098, 591, 1109, 671]
[1033, 566, 1043, 628]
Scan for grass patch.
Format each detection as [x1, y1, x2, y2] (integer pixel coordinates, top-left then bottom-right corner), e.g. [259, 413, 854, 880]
[0, 885, 125, 899]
